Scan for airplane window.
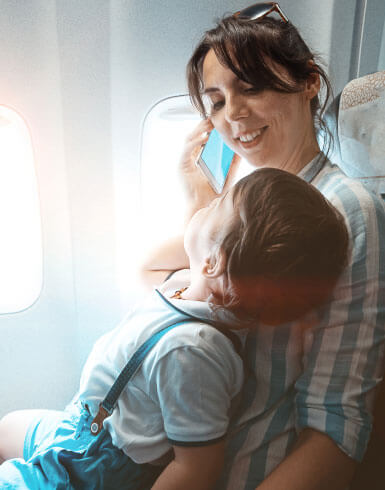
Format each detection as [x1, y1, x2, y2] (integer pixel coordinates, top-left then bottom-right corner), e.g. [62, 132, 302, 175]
[0, 106, 42, 313]
[140, 96, 254, 247]
[140, 96, 199, 245]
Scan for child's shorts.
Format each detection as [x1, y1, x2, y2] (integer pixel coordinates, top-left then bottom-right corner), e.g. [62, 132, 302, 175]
[0, 403, 163, 489]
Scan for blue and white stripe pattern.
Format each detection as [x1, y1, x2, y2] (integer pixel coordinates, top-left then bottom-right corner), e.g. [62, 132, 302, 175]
[220, 155, 385, 490]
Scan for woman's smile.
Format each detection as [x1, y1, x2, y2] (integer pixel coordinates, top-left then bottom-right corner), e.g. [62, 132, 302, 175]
[202, 48, 320, 173]
[234, 126, 268, 148]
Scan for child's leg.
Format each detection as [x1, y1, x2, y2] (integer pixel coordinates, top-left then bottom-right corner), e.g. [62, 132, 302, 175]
[0, 409, 50, 462]
[0, 406, 165, 489]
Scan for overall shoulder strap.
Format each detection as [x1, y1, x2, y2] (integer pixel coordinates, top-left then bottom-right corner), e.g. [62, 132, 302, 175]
[91, 291, 243, 436]
[90, 319, 197, 436]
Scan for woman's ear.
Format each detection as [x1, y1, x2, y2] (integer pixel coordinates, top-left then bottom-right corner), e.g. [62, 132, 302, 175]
[202, 249, 226, 278]
[305, 66, 320, 100]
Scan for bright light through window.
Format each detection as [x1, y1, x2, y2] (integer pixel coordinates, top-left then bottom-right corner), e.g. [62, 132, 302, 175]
[140, 96, 199, 245]
[0, 106, 42, 313]
[140, 95, 254, 248]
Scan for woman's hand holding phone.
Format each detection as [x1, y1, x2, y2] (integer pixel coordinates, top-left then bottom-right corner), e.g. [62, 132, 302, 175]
[179, 119, 215, 209]
[179, 119, 240, 220]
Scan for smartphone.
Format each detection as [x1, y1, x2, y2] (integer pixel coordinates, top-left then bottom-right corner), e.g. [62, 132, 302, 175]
[196, 128, 235, 194]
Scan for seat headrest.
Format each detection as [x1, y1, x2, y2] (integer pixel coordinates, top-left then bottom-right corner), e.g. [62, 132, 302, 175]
[326, 71, 385, 197]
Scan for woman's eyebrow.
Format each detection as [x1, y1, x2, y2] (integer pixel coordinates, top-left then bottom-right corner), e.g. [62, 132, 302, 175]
[203, 87, 220, 94]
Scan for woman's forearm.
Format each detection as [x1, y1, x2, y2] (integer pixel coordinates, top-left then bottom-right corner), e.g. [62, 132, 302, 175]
[151, 460, 218, 490]
[140, 235, 188, 271]
[256, 429, 357, 490]
[152, 442, 224, 490]
[138, 235, 189, 290]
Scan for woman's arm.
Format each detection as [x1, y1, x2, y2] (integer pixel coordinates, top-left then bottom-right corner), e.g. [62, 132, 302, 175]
[255, 429, 356, 490]
[152, 441, 225, 490]
[257, 181, 385, 490]
[138, 120, 212, 290]
[139, 235, 189, 289]
[139, 119, 240, 290]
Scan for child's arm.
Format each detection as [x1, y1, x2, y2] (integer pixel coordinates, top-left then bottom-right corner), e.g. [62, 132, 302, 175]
[151, 440, 225, 490]
[139, 235, 189, 290]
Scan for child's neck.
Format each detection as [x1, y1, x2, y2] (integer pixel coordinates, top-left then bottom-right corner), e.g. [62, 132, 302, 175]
[175, 272, 213, 303]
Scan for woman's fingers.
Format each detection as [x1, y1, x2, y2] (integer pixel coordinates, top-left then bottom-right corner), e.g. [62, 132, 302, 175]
[186, 118, 213, 142]
[179, 119, 213, 173]
[179, 119, 217, 211]
[178, 120, 244, 216]
[181, 120, 213, 169]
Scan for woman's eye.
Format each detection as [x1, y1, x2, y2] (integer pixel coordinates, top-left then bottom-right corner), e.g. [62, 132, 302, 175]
[212, 100, 224, 111]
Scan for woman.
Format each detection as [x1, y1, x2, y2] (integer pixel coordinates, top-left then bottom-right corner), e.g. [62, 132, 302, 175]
[142, 4, 385, 490]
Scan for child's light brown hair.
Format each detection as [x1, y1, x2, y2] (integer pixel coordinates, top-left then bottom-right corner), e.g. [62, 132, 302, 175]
[210, 168, 349, 325]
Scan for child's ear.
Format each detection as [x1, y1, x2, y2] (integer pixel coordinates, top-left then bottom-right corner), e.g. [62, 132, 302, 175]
[202, 250, 226, 278]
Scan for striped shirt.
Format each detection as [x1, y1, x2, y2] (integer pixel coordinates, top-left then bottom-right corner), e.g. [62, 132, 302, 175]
[214, 155, 385, 489]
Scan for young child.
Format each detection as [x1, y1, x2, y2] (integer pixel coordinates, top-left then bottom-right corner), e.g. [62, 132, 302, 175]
[0, 168, 348, 490]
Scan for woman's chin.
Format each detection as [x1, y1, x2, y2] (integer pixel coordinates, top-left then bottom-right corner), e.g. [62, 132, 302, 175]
[243, 153, 273, 169]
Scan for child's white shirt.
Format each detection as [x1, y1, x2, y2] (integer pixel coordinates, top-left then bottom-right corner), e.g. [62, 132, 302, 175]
[76, 283, 245, 464]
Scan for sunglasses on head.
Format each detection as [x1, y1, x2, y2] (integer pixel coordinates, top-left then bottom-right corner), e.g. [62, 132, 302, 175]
[234, 2, 289, 23]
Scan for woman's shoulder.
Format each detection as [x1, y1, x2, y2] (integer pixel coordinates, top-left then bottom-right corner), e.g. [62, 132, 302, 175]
[316, 161, 385, 220]
[314, 163, 385, 269]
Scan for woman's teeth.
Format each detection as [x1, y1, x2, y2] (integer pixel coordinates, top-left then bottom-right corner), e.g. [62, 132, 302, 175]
[239, 129, 263, 142]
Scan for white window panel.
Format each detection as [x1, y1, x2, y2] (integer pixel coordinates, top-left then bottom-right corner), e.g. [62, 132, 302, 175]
[0, 106, 43, 313]
[140, 96, 200, 245]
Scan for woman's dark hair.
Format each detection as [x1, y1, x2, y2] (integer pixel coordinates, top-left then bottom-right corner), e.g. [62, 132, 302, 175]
[187, 16, 333, 155]
[210, 168, 349, 325]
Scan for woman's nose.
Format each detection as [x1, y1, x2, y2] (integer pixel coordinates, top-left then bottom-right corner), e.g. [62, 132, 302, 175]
[225, 94, 249, 122]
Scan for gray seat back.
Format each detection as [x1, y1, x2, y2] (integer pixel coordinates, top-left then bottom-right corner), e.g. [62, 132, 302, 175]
[327, 71, 385, 199]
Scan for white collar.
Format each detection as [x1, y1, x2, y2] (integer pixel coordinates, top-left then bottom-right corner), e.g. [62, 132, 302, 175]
[297, 152, 329, 183]
[154, 288, 246, 330]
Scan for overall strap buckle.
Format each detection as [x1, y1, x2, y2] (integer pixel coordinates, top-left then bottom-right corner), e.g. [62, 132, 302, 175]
[90, 403, 111, 436]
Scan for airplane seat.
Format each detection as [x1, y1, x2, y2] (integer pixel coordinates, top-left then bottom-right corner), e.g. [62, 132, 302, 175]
[324, 71, 385, 490]
[324, 70, 385, 197]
